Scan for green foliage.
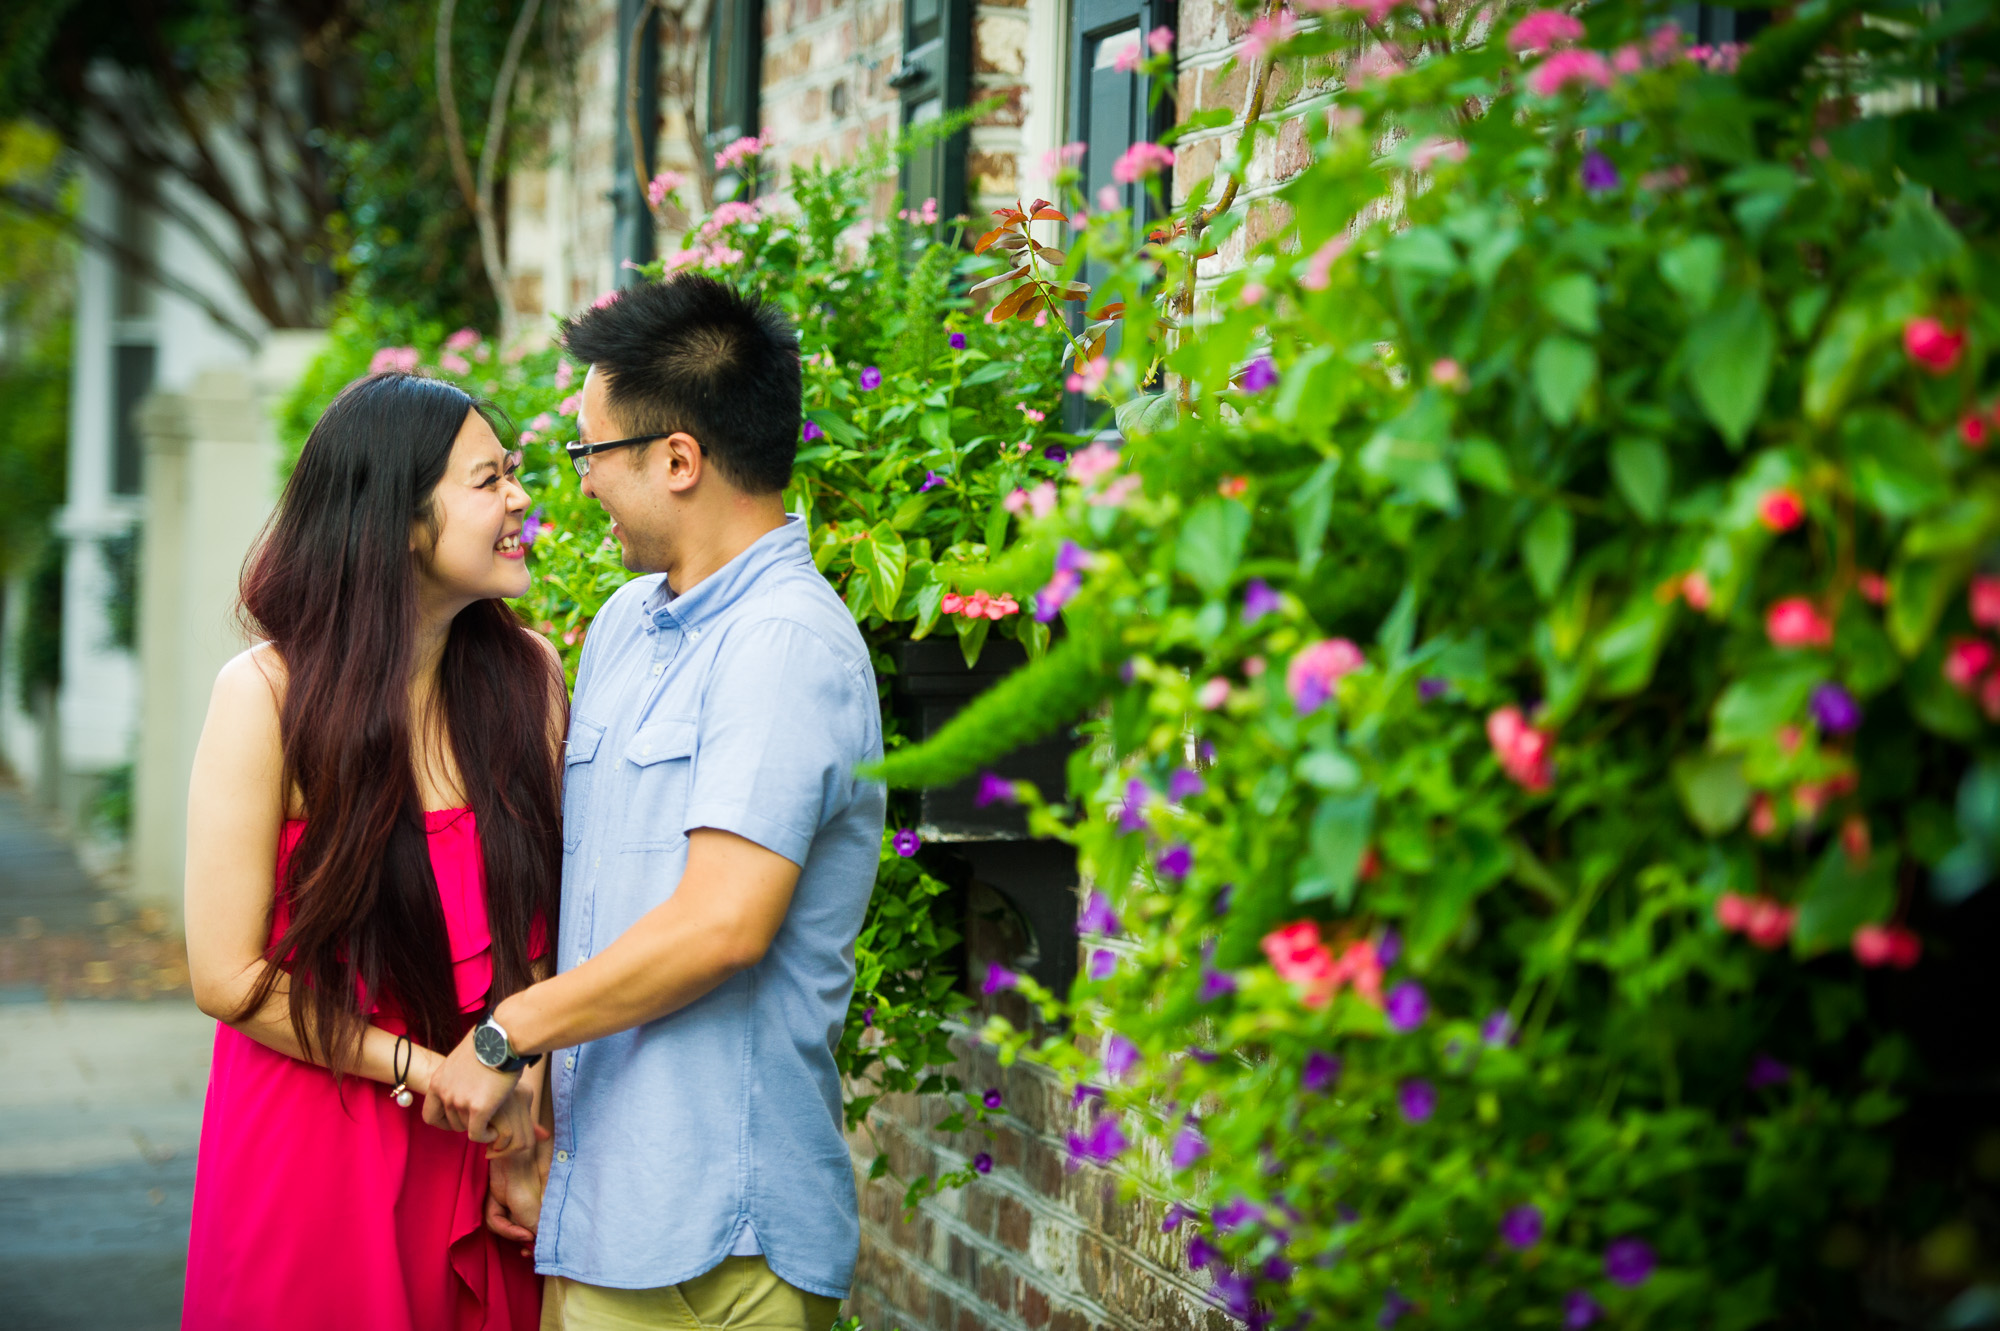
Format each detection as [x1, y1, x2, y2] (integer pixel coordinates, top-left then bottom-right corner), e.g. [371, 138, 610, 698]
[17, 532, 61, 709]
[0, 121, 73, 573]
[883, 1, 2000, 1324]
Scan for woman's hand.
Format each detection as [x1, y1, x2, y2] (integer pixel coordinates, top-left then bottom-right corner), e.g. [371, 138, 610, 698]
[484, 1080, 545, 1158]
[485, 1140, 548, 1255]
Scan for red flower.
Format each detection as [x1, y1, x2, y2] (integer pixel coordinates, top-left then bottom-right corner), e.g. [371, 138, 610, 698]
[1765, 597, 1832, 649]
[1840, 814, 1871, 866]
[1971, 577, 2000, 630]
[1744, 898, 1798, 950]
[1716, 892, 1753, 931]
[1681, 571, 1713, 611]
[1857, 572, 1888, 605]
[1852, 923, 1922, 969]
[1758, 487, 1805, 532]
[1981, 672, 2000, 722]
[1748, 793, 1778, 838]
[1964, 413, 1991, 449]
[1944, 636, 1996, 693]
[1488, 706, 1554, 791]
[1904, 317, 1966, 374]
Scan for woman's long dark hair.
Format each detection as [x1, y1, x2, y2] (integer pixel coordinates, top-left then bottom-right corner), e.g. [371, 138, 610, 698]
[236, 372, 563, 1065]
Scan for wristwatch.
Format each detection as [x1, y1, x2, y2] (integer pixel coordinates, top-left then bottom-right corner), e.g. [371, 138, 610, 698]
[472, 1015, 542, 1074]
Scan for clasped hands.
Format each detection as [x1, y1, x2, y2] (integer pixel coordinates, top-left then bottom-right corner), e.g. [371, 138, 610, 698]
[421, 1026, 551, 1252]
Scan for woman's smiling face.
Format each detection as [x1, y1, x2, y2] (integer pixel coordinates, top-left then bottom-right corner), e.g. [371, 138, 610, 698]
[416, 408, 532, 607]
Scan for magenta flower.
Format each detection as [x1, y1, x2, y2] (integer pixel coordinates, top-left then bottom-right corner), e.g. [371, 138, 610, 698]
[1303, 1051, 1341, 1091]
[1288, 638, 1366, 713]
[1162, 1203, 1192, 1233]
[1117, 778, 1150, 833]
[1171, 1124, 1208, 1170]
[1241, 356, 1279, 393]
[1187, 1232, 1217, 1269]
[950, 332, 967, 350]
[1067, 1116, 1130, 1166]
[1500, 1204, 1545, 1248]
[1169, 768, 1206, 801]
[1213, 1197, 1264, 1232]
[1035, 567, 1082, 623]
[982, 962, 1018, 994]
[983, 1086, 1003, 1109]
[1243, 578, 1283, 623]
[521, 507, 547, 550]
[1078, 891, 1120, 935]
[972, 1151, 993, 1174]
[1104, 1032, 1141, 1079]
[1073, 1083, 1104, 1106]
[1529, 48, 1615, 95]
[802, 420, 823, 443]
[1604, 1237, 1656, 1286]
[1580, 150, 1621, 193]
[1399, 1078, 1437, 1121]
[1198, 965, 1236, 1002]
[1564, 1291, 1603, 1328]
[369, 346, 421, 375]
[1811, 682, 1861, 733]
[1157, 844, 1194, 880]
[891, 828, 921, 857]
[974, 772, 1016, 806]
[858, 365, 882, 391]
[1385, 981, 1428, 1032]
[1747, 1053, 1792, 1090]
[918, 470, 944, 492]
[1088, 948, 1117, 980]
[1508, 8, 1585, 50]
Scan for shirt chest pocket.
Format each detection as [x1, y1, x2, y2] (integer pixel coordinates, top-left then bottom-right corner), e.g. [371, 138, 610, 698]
[622, 717, 697, 851]
[562, 718, 605, 853]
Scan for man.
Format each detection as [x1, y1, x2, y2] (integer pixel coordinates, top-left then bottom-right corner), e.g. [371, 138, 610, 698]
[427, 274, 886, 1330]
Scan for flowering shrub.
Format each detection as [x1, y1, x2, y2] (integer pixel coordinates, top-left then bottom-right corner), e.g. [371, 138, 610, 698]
[874, 0, 2000, 1323]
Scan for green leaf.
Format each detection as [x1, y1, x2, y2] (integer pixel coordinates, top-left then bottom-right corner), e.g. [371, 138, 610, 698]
[1538, 272, 1600, 334]
[918, 410, 953, 450]
[1803, 301, 1891, 424]
[1793, 844, 1895, 955]
[1379, 581, 1419, 662]
[1609, 437, 1670, 521]
[1957, 760, 2000, 846]
[1711, 660, 1823, 748]
[1521, 506, 1574, 600]
[1684, 291, 1776, 448]
[1888, 557, 1972, 658]
[983, 499, 1010, 554]
[1531, 336, 1596, 427]
[1176, 498, 1252, 598]
[1658, 235, 1724, 313]
[1294, 791, 1376, 909]
[1406, 828, 1510, 967]
[807, 408, 866, 445]
[1591, 593, 1673, 697]
[1384, 227, 1459, 278]
[1465, 228, 1521, 288]
[1289, 456, 1341, 576]
[858, 523, 908, 618]
[1113, 392, 1179, 437]
[954, 613, 991, 668]
[1457, 438, 1513, 492]
[1672, 752, 1751, 836]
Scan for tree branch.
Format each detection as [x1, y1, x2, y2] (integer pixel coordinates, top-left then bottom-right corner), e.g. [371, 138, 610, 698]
[625, 0, 659, 224]
[476, 0, 545, 345]
[0, 185, 262, 350]
[435, 0, 483, 223]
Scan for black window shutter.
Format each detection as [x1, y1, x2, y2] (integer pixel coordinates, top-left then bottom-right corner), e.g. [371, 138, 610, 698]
[1667, 3, 1769, 45]
[707, 0, 765, 198]
[893, 0, 971, 229]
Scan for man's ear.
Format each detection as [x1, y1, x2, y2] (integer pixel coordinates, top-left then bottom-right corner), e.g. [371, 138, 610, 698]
[658, 431, 705, 493]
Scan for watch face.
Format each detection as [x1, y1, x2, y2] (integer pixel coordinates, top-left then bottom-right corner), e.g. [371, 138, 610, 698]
[473, 1021, 509, 1068]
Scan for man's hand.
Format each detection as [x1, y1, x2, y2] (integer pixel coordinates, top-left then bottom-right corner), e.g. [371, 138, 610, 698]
[485, 1140, 548, 1257]
[423, 1025, 523, 1145]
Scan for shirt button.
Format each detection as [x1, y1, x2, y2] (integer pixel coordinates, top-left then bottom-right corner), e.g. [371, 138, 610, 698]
[652, 664, 663, 675]
[565, 1054, 576, 1069]
[556, 1150, 569, 1163]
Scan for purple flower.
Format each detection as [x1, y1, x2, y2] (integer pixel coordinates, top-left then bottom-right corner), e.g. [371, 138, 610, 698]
[1481, 1009, 1516, 1047]
[1242, 356, 1280, 393]
[1073, 1083, 1104, 1106]
[861, 1005, 875, 1027]
[1035, 567, 1082, 622]
[1604, 1237, 1656, 1287]
[919, 469, 944, 492]
[1067, 1115, 1129, 1166]
[1213, 1197, 1264, 1233]
[972, 1151, 993, 1174]
[1162, 1203, 1193, 1233]
[1580, 150, 1621, 193]
[1243, 578, 1283, 624]
[1379, 1289, 1414, 1327]
[1399, 1078, 1437, 1122]
[1198, 966, 1237, 1002]
[983, 1086, 1003, 1109]
[1043, 444, 1068, 463]
[1104, 1033, 1141, 1080]
[1158, 844, 1194, 880]
[1262, 1256, 1295, 1283]
[520, 507, 547, 550]
[1055, 540, 1093, 575]
[1385, 981, 1428, 1032]
[1214, 883, 1234, 914]
[1564, 1291, 1603, 1329]
[1376, 928, 1402, 968]
[1418, 676, 1448, 701]
[1088, 948, 1117, 981]
[1078, 890, 1120, 935]
[1747, 1053, 1792, 1090]
[1811, 682, 1862, 734]
[1209, 1268, 1256, 1320]
[974, 772, 1016, 807]
[1187, 1233, 1217, 1270]
[1172, 1124, 1208, 1169]
[1303, 1051, 1342, 1092]
[802, 419, 824, 442]
[1169, 767, 1206, 802]
[950, 332, 968, 350]
[858, 365, 882, 390]
[982, 962, 1018, 994]
[1118, 778, 1150, 833]
[892, 828, 921, 857]
[1187, 1045, 1219, 1063]
[1500, 1204, 1544, 1249]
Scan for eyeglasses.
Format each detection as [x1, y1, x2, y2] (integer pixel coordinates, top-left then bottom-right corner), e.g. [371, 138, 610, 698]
[565, 434, 667, 478]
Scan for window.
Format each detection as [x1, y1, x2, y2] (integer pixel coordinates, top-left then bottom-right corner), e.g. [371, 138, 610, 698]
[707, 0, 764, 198]
[112, 343, 154, 496]
[1668, 3, 1769, 45]
[893, 0, 970, 226]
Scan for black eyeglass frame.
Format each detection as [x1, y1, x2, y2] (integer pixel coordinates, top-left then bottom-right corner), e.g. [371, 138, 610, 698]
[564, 433, 669, 477]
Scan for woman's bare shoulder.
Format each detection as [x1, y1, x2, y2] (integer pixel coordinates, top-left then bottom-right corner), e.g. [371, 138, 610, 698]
[210, 643, 287, 722]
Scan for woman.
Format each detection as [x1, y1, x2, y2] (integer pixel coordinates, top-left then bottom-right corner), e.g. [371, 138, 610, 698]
[182, 372, 563, 1330]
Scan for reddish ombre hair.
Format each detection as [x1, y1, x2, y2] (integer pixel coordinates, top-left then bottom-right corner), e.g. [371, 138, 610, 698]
[237, 372, 563, 1064]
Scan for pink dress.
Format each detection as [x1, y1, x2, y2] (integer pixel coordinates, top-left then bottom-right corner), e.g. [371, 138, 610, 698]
[183, 808, 542, 1331]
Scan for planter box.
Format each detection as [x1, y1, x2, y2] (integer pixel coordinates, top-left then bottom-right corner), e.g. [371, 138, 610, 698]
[889, 637, 1080, 999]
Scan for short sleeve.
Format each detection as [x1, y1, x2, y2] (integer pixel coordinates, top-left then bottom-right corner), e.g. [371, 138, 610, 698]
[683, 618, 870, 867]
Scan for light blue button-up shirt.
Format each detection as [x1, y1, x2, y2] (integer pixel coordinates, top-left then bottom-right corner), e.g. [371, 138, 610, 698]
[536, 516, 885, 1299]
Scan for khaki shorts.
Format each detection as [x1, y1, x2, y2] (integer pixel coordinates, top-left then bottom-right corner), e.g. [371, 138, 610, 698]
[540, 1257, 843, 1331]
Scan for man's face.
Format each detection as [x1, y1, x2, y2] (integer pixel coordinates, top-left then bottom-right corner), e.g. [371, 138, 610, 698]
[576, 364, 676, 573]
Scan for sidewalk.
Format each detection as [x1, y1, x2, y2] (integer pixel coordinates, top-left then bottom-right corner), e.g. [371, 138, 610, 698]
[0, 784, 210, 1330]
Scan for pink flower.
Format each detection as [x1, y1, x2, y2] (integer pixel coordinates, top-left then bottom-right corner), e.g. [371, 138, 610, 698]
[1852, 923, 1921, 969]
[444, 327, 481, 352]
[1758, 487, 1805, 532]
[646, 171, 683, 208]
[368, 346, 420, 375]
[554, 361, 575, 390]
[1316, 0, 1397, 21]
[1238, 281, 1268, 307]
[1744, 898, 1798, 950]
[559, 392, 584, 417]
[1944, 636, 1996, 692]
[705, 243, 746, 267]
[1612, 43, 1645, 73]
[1039, 141, 1088, 176]
[1507, 9, 1585, 51]
[1716, 892, 1753, 932]
[592, 289, 619, 310]
[1411, 136, 1467, 171]
[1858, 571, 1888, 605]
[1287, 638, 1365, 713]
[1527, 49, 1614, 95]
[1345, 45, 1405, 85]
[1680, 570, 1713, 611]
[1068, 441, 1121, 484]
[1765, 597, 1832, 649]
[1262, 922, 1338, 1005]
[1066, 356, 1110, 395]
[1198, 677, 1233, 709]
[1904, 317, 1966, 374]
[1964, 414, 1991, 448]
[1147, 24, 1174, 54]
[1089, 474, 1143, 508]
[703, 200, 762, 234]
[1299, 234, 1352, 292]
[942, 592, 964, 615]
[1971, 577, 2000, 630]
[1114, 42, 1142, 73]
[1111, 141, 1175, 185]
[1487, 706, 1554, 791]
[439, 351, 471, 375]
[1004, 488, 1030, 515]
[714, 131, 773, 173]
[1430, 358, 1464, 389]
[1243, 12, 1298, 59]
[519, 430, 539, 445]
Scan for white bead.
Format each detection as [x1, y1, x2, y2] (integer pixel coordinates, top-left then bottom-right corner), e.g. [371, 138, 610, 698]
[394, 1088, 413, 1108]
